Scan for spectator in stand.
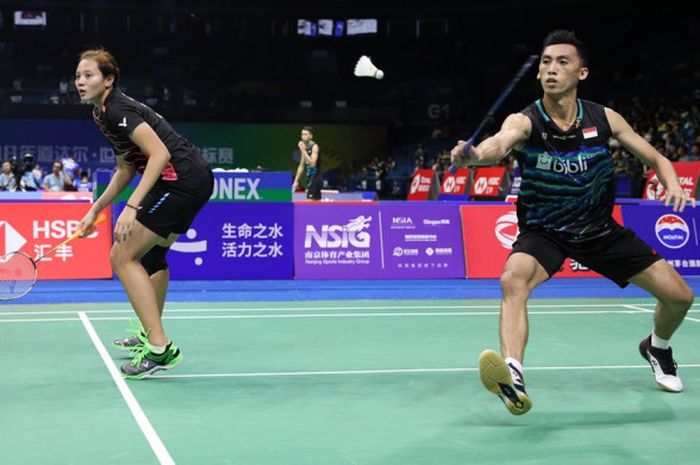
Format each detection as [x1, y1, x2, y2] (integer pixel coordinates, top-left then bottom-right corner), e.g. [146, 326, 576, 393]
[0, 160, 16, 191]
[32, 164, 44, 186]
[75, 170, 94, 192]
[61, 154, 81, 190]
[687, 143, 700, 161]
[43, 160, 71, 191]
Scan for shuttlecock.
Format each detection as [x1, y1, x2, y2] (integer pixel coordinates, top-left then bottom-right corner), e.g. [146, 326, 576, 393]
[354, 55, 384, 79]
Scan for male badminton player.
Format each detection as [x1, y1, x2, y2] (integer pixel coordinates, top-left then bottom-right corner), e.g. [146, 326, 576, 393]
[451, 30, 695, 414]
[292, 126, 323, 200]
[75, 49, 214, 379]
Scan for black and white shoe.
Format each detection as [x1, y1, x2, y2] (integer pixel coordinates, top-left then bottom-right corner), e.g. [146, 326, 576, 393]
[639, 336, 683, 393]
[478, 349, 532, 415]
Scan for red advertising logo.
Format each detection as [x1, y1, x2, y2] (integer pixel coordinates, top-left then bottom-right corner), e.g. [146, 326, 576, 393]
[644, 161, 700, 200]
[0, 203, 112, 279]
[460, 204, 624, 278]
[469, 167, 506, 198]
[407, 169, 439, 201]
[440, 168, 470, 195]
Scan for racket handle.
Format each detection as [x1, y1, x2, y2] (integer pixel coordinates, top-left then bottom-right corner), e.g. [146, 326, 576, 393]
[447, 139, 474, 175]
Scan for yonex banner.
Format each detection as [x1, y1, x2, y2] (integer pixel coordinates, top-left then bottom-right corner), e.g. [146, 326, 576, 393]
[167, 202, 294, 279]
[621, 204, 700, 276]
[96, 171, 292, 203]
[460, 204, 624, 278]
[0, 203, 112, 279]
[294, 202, 465, 279]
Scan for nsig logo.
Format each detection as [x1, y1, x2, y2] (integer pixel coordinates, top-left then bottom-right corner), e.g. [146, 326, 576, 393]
[304, 215, 372, 248]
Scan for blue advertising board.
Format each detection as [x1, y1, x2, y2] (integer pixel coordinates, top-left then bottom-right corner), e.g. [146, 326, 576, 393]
[167, 202, 294, 279]
[294, 202, 464, 279]
[622, 204, 700, 275]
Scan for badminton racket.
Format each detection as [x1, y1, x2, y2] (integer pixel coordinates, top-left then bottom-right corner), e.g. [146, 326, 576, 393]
[448, 54, 539, 174]
[0, 212, 108, 301]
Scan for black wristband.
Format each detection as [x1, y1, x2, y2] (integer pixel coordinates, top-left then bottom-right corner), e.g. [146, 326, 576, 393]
[126, 203, 140, 210]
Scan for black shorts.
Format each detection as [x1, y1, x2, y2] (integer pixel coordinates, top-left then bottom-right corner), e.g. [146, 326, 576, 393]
[511, 225, 662, 288]
[136, 167, 214, 238]
[306, 176, 322, 200]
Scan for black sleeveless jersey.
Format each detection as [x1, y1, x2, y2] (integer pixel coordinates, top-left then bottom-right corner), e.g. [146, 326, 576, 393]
[513, 98, 616, 241]
[92, 89, 209, 187]
[304, 141, 322, 183]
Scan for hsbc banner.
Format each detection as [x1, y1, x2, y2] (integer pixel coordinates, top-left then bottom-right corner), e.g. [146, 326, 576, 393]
[460, 204, 623, 278]
[470, 166, 509, 199]
[621, 204, 700, 275]
[644, 161, 700, 201]
[167, 202, 293, 279]
[294, 203, 465, 279]
[438, 168, 471, 200]
[0, 202, 112, 279]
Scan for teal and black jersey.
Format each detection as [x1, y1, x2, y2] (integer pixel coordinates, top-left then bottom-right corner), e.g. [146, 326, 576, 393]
[513, 99, 616, 242]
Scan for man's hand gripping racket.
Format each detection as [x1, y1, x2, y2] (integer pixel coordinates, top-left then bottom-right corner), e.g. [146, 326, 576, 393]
[448, 54, 539, 174]
[0, 212, 108, 301]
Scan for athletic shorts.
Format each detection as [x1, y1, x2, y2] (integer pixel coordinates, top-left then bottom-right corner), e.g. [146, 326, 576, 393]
[136, 167, 214, 238]
[511, 225, 662, 288]
[306, 175, 322, 200]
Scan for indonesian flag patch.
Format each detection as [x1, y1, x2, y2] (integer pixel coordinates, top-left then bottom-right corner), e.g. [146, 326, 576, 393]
[582, 127, 598, 139]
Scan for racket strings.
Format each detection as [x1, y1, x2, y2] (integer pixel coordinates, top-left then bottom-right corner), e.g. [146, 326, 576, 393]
[0, 252, 38, 300]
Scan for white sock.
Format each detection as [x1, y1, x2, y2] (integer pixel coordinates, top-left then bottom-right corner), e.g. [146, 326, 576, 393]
[651, 332, 670, 350]
[147, 342, 166, 354]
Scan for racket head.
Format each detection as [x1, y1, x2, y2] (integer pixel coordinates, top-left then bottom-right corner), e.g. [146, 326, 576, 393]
[0, 251, 38, 301]
[292, 149, 302, 163]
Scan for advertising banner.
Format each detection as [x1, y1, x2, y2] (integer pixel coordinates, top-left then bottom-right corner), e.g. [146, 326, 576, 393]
[460, 204, 623, 278]
[96, 170, 292, 203]
[469, 166, 508, 199]
[439, 167, 470, 200]
[621, 204, 700, 275]
[407, 169, 439, 201]
[0, 203, 112, 279]
[294, 203, 464, 279]
[644, 161, 700, 200]
[168, 202, 294, 279]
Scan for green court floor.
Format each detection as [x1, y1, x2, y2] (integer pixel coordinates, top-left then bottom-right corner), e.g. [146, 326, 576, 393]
[2, 298, 699, 465]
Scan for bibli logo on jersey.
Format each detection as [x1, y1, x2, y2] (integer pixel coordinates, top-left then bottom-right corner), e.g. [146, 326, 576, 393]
[655, 214, 689, 249]
[536, 152, 589, 174]
[304, 215, 372, 248]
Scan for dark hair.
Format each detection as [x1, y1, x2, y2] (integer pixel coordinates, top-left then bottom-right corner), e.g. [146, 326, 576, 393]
[542, 30, 588, 67]
[302, 126, 314, 135]
[78, 48, 120, 85]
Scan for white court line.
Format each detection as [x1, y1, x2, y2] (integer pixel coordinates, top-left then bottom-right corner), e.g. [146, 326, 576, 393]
[78, 312, 176, 465]
[156, 363, 700, 380]
[4, 302, 700, 317]
[0, 308, 694, 324]
[623, 304, 700, 324]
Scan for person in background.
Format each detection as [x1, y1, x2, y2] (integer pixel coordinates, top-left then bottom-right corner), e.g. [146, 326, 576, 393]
[32, 164, 44, 187]
[43, 160, 71, 191]
[61, 154, 80, 191]
[292, 126, 322, 201]
[0, 160, 16, 191]
[75, 170, 93, 192]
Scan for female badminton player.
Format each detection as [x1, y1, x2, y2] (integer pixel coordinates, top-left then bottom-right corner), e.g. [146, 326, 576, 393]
[75, 49, 214, 379]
